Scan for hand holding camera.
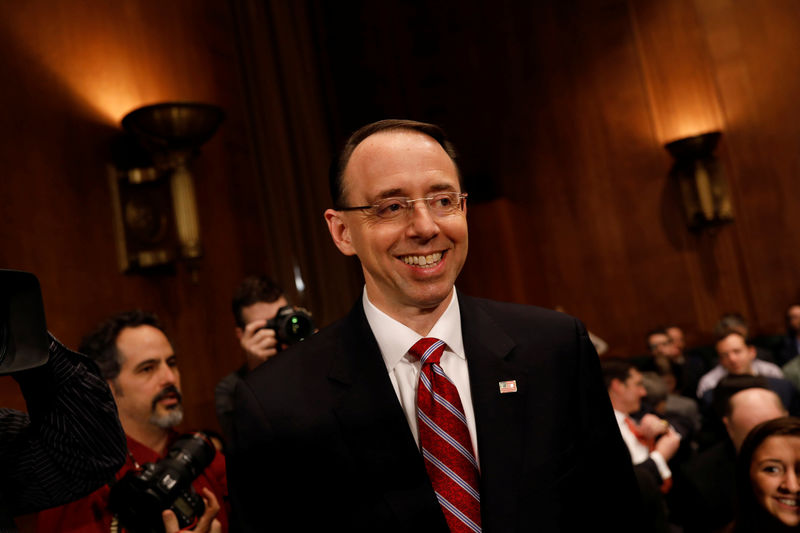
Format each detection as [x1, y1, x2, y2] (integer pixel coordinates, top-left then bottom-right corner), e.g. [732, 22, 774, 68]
[162, 487, 221, 533]
[240, 306, 313, 371]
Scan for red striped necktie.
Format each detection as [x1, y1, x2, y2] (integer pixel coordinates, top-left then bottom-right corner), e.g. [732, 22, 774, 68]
[410, 337, 481, 533]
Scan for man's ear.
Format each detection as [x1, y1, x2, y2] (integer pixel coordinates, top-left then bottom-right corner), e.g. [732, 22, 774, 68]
[324, 209, 356, 256]
[722, 415, 732, 436]
[107, 379, 120, 401]
[609, 378, 624, 395]
[235, 327, 244, 341]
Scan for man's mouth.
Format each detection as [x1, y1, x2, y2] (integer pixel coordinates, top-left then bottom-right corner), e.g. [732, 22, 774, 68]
[400, 251, 443, 268]
[152, 386, 182, 410]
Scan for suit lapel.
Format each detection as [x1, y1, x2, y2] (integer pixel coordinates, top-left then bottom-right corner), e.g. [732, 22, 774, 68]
[459, 292, 525, 526]
[329, 303, 445, 525]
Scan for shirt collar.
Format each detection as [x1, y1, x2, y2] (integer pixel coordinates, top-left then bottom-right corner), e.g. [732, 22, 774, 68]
[362, 286, 465, 374]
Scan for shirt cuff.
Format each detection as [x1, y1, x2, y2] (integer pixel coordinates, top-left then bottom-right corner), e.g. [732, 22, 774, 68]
[649, 451, 672, 481]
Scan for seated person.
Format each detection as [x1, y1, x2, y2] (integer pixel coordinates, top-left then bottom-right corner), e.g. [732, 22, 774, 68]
[714, 313, 776, 364]
[37, 311, 228, 532]
[646, 326, 708, 399]
[697, 331, 784, 399]
[602, 359, 681, 533]
[675, 386, 786, 532]
[732, 417, 800, 532]
[650, 357, 702, 433]
[780, 304, 800, 384]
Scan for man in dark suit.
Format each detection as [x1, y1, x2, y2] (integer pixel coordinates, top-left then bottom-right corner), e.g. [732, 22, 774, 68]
[228, 119, 640, 532]
[674, 386, 786, 532]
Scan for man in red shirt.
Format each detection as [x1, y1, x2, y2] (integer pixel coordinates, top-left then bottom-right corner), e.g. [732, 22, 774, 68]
[37, 310, 228, 533]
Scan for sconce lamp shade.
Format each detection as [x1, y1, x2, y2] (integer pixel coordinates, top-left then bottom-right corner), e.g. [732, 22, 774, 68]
[665, 132, 721, 161]
[122, 102, 225, 152]
[112, 102, 224, 273]
[664, 131, 733, 231]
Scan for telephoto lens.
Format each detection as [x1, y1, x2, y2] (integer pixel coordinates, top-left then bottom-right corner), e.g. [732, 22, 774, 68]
[108, 432, 216, 533]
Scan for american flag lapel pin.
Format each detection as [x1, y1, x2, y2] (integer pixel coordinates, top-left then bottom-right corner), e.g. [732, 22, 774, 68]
[498, 380, 517, 394]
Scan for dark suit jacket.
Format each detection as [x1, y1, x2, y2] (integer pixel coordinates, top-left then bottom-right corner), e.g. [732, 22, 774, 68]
[228, 293, 640, 532]
[673, 440, 737, 532]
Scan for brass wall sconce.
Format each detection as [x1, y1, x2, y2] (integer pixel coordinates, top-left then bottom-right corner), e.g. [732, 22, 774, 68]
[664, 132, 733, 231]
[109, 102, 224, 272]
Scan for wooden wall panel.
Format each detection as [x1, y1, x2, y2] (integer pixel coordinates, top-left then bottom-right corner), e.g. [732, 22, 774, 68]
[0, 0, 271, 431]
[314, 0, 800, 355]
[694, 0, 800, 333]
[4, 0, 800, 431]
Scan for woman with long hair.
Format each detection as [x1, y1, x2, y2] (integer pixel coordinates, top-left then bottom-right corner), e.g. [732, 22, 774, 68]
[734, 416, 800, 532]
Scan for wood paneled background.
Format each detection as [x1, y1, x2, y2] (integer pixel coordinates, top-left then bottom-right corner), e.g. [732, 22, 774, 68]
[2, 0, 800, 436]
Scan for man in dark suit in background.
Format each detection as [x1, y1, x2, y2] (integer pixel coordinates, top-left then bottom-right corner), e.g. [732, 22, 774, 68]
[228, 119, 640, 532]
[675, 386, 786, 532]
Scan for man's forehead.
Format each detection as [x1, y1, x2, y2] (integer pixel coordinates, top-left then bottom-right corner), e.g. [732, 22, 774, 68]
[717, 333, 747, 351]
[116, 325, 174, 367]
[343, 130, 459, 199]
[241, 297, 288, 322]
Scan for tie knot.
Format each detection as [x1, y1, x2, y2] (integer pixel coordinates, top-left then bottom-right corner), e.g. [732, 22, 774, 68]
[408, 337, 446, 365]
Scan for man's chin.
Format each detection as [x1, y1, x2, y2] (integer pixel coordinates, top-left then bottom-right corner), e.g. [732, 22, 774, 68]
[149, 406, 184, 429]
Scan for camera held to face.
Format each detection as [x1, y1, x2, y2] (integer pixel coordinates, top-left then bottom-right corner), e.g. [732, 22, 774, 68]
[108, 432, 216, 533]
[260, 305, 314, 346]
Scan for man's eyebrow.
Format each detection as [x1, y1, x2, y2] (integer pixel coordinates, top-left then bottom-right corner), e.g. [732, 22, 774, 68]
[428, 183, 458, 193]
[372, 188, 405, 201]
[133, 358, 159, 371]
[371, 183, 458, 201]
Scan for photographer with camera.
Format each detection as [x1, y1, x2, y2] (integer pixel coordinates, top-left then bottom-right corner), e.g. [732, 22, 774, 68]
[1, 271, 127, 532]
[214, 275, 313, 443]
[37, 310, 228, 533]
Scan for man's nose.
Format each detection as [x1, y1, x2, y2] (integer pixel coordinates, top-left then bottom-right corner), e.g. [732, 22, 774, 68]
[159, 364, 178, 385]
[407, 200, 439, 237]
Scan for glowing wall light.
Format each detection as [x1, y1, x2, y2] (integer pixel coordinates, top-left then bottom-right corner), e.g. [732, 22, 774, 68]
[110, 102, 224, 273]
[664, 131, 733, 231]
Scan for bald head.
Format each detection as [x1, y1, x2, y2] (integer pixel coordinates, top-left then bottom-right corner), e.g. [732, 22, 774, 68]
[723, 388, 787, 450]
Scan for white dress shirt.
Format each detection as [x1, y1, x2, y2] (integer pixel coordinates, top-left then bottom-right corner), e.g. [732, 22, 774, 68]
[614, 409, 671, 481]
[362, 287, 480, 466]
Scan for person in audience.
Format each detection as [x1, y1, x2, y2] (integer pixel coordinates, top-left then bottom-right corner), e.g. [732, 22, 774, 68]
[733, 417, 800, 532]
[650, 357, 702, 433]
[647, 326, 707, 398]
[779, 304, 800, 384]
[603, 359, 681, 533]
[666, 325, 687, 353]
[714, 312, 776, 363]
[697, 331, 784, 399]
[604, 359, 682, 482]
[676, 386, 787, 532]
[37, 310, 227, 533]
[215, 275, 289, 441]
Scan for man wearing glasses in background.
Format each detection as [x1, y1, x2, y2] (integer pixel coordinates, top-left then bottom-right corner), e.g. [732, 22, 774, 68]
[228, 119, 639, 532]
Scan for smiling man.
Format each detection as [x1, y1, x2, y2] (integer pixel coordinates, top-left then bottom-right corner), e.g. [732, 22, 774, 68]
[697, 331, 784, 399]
[37, 310, 228, 533]
[229, 120, 639, 532]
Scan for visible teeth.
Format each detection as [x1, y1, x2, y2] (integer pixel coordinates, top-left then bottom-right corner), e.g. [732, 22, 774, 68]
[778, 498, 798, 506]
[402, 252, 443, 267]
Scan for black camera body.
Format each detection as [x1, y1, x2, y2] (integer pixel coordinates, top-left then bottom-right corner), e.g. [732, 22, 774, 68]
[108, 432, 216, 533]
[0, 270, 49, 375]
[263, 305, 314, 345]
